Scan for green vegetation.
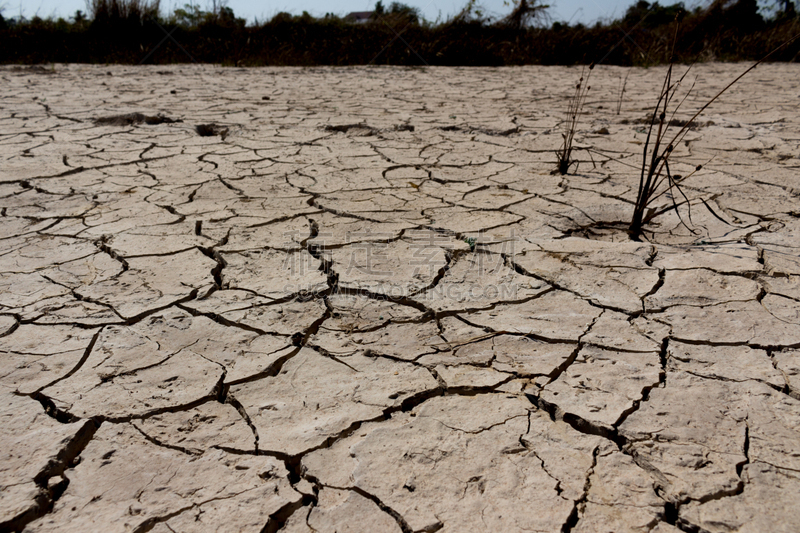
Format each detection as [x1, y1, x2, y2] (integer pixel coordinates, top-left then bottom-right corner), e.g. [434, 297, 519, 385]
[0, 0, 798, 65]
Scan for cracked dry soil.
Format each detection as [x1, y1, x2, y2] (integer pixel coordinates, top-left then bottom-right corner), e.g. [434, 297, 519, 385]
[1, 63, 800, 533]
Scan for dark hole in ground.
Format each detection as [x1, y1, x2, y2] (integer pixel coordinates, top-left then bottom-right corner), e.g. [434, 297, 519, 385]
[94, 113, 180, 126]
[438, 125, 518, 136]
[195, 124, 229, 138]
[10, 65, 56, 74]
[564, 221, 633, 242]
[324, 123, 413, 135]
[621, 117, 715, 129]
[324, 123, 379, 135]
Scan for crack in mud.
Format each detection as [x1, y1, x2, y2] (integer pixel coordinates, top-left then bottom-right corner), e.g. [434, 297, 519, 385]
[3, 64, 800, 533]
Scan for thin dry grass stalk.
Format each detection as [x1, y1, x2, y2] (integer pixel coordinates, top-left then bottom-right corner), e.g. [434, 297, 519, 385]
[556, 63, 593, 175]
[616, 68, 631, 115]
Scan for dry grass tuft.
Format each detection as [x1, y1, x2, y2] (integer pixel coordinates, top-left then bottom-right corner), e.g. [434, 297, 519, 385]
[555, 63, 593, 175]
[628, 26, 800, 241]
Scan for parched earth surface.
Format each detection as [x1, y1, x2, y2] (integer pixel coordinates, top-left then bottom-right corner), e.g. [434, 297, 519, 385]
[1, 62, 799, 533]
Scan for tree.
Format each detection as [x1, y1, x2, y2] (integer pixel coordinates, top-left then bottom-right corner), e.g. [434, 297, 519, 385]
[172, 3, 204, 27]
[770, 0, 796, 19]
[88, 0, 161, 26]
[450, 0, 488, 24]
[388, 2, 420, 24]
[720, 0, 764, 31]
[498, 0, 550, 29]
[216, 5, 244, 27]
[171, 1, 243, 28]
[622, 1, 685, 29]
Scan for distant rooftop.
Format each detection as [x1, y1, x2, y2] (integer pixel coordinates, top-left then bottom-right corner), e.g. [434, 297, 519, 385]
[345, 11, 374, 23]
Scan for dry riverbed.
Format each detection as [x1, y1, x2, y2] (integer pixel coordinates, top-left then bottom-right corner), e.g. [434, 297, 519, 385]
[1, 62, 800, 532]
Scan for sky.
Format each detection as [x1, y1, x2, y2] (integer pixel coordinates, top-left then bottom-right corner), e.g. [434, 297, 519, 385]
[6, 0, 660, 26]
